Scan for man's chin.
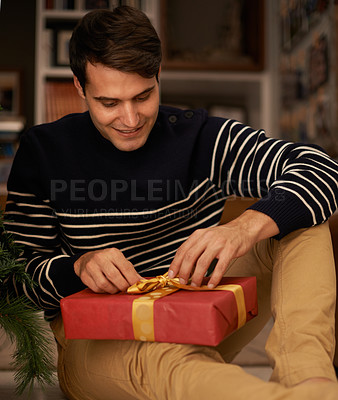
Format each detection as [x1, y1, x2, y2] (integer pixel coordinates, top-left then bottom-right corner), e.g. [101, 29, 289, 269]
[100, 125, 151, 151]
[112, 137, 148, 152]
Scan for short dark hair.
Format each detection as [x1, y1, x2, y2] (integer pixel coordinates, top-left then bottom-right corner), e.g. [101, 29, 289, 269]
[69, 6, 162, 91]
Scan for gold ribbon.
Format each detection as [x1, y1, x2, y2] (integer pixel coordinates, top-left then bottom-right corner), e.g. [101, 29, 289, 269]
[128, 273, 247, 342]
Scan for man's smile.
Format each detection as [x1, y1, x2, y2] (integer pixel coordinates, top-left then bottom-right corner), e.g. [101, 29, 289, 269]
[113, 124, 144, 136]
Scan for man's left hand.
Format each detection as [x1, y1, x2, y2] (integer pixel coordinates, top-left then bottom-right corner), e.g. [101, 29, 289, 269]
[168, 210, 279, 289]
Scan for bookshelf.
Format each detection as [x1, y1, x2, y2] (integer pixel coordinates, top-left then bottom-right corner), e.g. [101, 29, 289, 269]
[35, 0, 278, 135]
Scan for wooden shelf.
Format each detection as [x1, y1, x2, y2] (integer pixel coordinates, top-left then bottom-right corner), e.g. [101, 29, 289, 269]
[43, 10, 87, 19]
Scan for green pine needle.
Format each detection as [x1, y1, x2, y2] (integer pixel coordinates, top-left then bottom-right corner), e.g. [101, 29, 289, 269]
[0, 296, 56, 395]
[0, 218, 32, 290]
[0, 213, 56, 395]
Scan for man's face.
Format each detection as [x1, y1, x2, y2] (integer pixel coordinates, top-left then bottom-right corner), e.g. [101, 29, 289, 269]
[74, 62, 160, 152]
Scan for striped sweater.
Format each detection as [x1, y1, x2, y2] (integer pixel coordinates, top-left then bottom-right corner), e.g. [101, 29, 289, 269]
[5, 106, 338, 320]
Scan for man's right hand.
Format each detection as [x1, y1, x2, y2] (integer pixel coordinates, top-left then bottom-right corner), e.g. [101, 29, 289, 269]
[74, 248, 142, 294]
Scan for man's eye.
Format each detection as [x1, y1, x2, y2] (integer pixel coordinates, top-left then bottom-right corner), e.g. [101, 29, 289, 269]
[136, 93, 150, 102]
[102, 102, 117, 108]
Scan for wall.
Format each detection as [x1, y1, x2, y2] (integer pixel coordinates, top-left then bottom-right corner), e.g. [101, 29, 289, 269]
[0, 0, 36, 129]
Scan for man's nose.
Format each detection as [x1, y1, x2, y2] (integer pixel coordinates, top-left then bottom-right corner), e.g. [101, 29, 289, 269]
[120, 102, 140, 128]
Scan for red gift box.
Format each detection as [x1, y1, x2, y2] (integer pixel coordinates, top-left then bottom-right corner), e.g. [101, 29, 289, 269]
[60, 276, 257, 347]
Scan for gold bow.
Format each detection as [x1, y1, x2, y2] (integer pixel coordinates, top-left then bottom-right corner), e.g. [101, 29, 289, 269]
[127, 273, 247, 343]
[127, 272, 212, 294]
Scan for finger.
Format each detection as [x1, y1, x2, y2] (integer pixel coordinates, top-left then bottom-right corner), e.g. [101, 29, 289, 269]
[190, 251, 219, 287]
[105, 248, 142, 287]
[173, 242, 206, 284]
[207, 252, 232, 289]
[83, 254, 130, 293]
[176, 228, 223, 285]
[169, 230, 204, 281]
[169, 243, 191, 278]
[83, 271, 120, 294]
[101, 265, 132, 292]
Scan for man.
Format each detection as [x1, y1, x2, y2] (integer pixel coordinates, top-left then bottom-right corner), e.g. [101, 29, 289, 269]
[5, 6, 338, 400]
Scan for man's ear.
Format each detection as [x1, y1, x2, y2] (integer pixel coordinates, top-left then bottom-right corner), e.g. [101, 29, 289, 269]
[156, 66, 161, 83]
[73, 75, 86, 100]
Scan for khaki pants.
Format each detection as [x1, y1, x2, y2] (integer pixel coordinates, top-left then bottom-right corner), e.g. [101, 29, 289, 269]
[51, 223, 338, 400]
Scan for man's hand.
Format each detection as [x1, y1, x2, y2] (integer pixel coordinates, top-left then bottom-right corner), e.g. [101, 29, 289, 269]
[74, 248, 141, 294]
[168, 210, 279, 289]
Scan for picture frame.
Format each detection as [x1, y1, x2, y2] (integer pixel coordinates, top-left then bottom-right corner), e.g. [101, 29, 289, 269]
[54, 29, 73, 66]
[160, 0, 265, 71]
[0, 70, 21, 116]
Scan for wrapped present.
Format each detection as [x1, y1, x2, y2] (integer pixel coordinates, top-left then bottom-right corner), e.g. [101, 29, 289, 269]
[60, 275, 257, 346]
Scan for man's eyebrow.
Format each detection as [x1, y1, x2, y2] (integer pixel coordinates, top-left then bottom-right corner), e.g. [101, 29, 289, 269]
[93, 85, 156, 101]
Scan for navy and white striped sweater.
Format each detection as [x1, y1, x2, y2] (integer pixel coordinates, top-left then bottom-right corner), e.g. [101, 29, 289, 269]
[5, 106, 338, 320]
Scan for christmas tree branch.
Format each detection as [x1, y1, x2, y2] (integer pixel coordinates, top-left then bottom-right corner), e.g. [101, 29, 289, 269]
[0, 296, 56, 395]
[0, 213, 56, 395]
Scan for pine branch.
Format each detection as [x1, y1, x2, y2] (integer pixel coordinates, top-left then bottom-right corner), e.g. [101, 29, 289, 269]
[0, 296, 56, 395]
[0, 213, 56, 395]
[0, 217, 33, 292]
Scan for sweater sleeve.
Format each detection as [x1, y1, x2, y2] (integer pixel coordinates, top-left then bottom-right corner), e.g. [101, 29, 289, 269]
[4, 132, 85, 320]
[208, 119, 338, 238]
